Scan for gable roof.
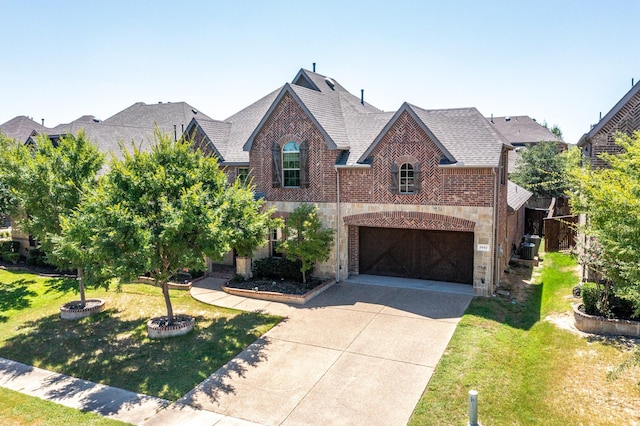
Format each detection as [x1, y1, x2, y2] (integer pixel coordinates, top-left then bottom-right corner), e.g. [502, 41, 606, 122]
[242, 69, 386, 161]
[360, 103, 509, 167]
[578, 79, 640, 147]
[0, 116, 48, 143]
[488, 115, 563, 145]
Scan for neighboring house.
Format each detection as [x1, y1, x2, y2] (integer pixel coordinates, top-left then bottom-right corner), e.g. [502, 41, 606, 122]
[1, 102, 211, 254]
[575, 80, 640, 280]
[577, 80, 640, 167]
[487, 115, 565, 173]
[191, 68, 523, 296]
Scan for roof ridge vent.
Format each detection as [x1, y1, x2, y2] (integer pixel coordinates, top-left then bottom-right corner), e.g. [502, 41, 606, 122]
[325, 77, 335, 90]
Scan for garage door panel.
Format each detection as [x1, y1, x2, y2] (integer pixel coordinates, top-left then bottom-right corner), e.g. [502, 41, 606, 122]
[359, 227, 473, 284]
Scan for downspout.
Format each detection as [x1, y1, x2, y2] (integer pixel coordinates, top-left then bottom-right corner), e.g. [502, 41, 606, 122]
[492, 167, 500, 296]
[335, 165, 341, 282]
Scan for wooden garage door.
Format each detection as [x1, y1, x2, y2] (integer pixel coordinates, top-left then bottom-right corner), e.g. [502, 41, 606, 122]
[359, 227, 474, 284]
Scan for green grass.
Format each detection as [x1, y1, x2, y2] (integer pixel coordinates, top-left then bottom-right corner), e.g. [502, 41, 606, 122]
[0, 268, 281, 401]
[0, 387, 128, 425]
[409, 251, 640, 425]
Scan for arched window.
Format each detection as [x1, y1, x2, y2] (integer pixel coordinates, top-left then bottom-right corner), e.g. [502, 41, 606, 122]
[399, 163, 414, 194]
[282, 142, 300, 187]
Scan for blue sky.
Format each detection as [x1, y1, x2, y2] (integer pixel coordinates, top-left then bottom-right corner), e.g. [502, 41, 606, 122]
[1, 0, 638, 144]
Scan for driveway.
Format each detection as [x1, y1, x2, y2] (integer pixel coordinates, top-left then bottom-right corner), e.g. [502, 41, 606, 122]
[183, 275, 473, 425]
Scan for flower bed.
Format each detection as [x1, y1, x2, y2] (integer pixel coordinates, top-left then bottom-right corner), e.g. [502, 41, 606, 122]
[222, 279, 336, 305]
[574, 304, 640, 337]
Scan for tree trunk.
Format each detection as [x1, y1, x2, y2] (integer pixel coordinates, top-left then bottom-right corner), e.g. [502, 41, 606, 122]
[78, 267, 86, 308]
[161, 280, 174, 325]
[302, 269, 307, 284]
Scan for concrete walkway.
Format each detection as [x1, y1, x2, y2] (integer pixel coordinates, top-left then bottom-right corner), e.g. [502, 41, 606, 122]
[183, 276, 473, 425]
[0, 275, 472, 425]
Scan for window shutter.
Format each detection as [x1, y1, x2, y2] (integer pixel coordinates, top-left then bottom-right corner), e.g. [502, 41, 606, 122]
[413, 162, 421, 193]
[391, 163, 398, 193]
[272, 142, 282, 187]
[300, 141, 309, 188]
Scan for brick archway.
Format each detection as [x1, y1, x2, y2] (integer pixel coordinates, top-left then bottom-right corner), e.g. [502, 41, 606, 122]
[343, 211, 475, 232]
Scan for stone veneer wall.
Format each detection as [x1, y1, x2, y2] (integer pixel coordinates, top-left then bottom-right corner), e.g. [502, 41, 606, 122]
[266, 200, 496, 296]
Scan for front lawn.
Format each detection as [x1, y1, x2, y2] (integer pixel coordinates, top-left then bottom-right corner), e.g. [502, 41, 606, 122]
[0, 268, 281, 401]
[0, 387, 127, 425]
[410, 251, 640, 425]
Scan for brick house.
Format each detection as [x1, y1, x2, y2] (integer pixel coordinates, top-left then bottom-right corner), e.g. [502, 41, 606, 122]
[191, 69, 522, 296]
[578, 80, 640, 167]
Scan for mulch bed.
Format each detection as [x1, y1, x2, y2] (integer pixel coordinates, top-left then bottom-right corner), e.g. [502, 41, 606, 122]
[225, 278, 323, 295]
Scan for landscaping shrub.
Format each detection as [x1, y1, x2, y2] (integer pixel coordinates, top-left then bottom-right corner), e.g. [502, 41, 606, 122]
[0, 241, 20, 253]
[581, 282, 600, 315]
[253, 257, 308, 282]
[609, 295, 638, 320]
[1, 252, 19, 263]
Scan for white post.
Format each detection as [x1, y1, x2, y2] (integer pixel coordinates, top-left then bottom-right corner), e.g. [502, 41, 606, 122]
[468, 389, 479, 426]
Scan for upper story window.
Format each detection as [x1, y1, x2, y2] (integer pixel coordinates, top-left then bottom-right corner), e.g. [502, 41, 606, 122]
[271, 140, 309, 188]
[399, 163, 415, 193]
[282, 142, 301, 187]
[391, 160, 421, 194]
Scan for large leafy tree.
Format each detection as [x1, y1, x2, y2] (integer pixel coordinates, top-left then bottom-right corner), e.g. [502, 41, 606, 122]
[0, 131, 105, 306]
[0, 134, 18, 217]
[279, 203, 334, 284]
[65, 132, 273, 324]
[568, 131, 640, 314]
[510, 141, 573, 198]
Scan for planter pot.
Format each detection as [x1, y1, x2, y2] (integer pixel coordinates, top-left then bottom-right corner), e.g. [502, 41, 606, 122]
[60, 299, 106, 320]
[573, 304, 640, 338]
[147, 315, 195, 339]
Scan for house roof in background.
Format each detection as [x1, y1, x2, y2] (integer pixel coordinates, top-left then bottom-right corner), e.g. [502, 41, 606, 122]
[488, 115, 563, 145]
[2, 102, 211, 159]
[0, 115, 48, 143]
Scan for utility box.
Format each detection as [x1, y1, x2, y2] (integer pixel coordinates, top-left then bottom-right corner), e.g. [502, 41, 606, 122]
[520, 242, 535, 260]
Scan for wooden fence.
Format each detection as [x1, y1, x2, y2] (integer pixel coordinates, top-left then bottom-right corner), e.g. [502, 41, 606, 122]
[543, 215, 578, 252]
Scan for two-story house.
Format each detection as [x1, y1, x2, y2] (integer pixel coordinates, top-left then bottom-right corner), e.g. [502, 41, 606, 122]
[188, 69, 519, 296]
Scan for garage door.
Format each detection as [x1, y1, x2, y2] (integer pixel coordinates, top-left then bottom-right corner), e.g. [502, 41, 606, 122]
[359, 227, 474, 284]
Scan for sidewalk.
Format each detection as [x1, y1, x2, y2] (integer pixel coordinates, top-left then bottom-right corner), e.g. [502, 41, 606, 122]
[0, 357, 259, 425]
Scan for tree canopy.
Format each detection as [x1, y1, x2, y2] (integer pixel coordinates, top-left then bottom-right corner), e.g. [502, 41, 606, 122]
[568, 131, 640, 314]
[0, 131, 104, 251]
[0, 131, 105, 305]
[279, 203, 334, 284]
[510, 141, 574, 198]
[63, 132, 274, 323]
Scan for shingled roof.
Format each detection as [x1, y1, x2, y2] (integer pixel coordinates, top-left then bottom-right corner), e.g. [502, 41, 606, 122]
[0, 116, 48, 143]
[14, 102, 212, 159]
[488, 115, 562, 145]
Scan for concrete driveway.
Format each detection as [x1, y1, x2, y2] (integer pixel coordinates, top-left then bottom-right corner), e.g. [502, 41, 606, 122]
[184, 276, 473, 426]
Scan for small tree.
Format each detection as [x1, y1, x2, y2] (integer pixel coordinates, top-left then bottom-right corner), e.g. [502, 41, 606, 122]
[279, 203, 334, 284]
[510, 141, 572, 198]
[568, 131, 640, 315]
[0, 131, 105, 307]
[68, 132, 272, 325]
